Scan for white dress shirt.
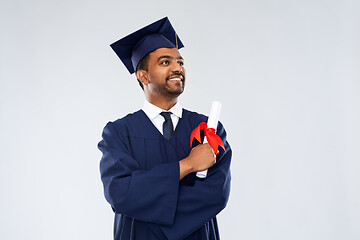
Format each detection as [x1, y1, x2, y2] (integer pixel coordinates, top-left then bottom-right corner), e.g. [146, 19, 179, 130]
[142, 100, 183, 135]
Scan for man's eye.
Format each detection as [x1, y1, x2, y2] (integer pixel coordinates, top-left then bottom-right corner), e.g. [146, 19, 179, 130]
[178, 61, 184, 66]
[160, 61, 169, 65]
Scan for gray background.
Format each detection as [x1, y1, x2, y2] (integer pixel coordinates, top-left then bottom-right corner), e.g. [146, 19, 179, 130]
[1, 0, 359, 239]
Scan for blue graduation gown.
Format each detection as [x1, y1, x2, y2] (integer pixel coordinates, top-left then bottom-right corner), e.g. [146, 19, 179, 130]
[98, 109, 231, 240]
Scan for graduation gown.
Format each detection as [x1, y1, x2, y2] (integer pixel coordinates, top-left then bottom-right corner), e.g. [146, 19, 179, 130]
[98, 109, 232, 240]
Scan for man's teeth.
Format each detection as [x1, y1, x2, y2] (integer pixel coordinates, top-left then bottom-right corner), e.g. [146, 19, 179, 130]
[169, 77, 182, 81]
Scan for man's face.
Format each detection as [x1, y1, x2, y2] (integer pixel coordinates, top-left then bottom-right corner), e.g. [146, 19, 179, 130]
[145, 47, 185, 98]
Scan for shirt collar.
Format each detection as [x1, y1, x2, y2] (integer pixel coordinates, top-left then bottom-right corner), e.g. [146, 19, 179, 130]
[142, 100, 183, 120]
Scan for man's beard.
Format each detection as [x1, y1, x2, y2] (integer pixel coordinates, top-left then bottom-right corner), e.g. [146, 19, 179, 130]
[164, 72, 185, 96]
[163, 81, 184, 97]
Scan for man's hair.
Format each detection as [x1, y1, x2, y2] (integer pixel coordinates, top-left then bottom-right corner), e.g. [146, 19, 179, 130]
[135, 54, 150, 90]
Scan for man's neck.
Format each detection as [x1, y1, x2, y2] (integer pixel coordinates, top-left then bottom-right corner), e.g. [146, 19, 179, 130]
[146, 96, 178, 111]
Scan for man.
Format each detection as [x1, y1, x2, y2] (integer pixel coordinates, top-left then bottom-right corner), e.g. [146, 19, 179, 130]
[98, 17, 231, 240]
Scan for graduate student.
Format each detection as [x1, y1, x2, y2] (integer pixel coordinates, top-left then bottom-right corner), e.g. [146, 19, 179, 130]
[98, 17, 232, 240]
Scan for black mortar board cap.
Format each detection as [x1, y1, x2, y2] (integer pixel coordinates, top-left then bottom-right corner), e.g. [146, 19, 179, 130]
[110, 17, 184, 74]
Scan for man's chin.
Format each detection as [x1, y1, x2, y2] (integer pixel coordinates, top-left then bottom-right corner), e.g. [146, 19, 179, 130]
[166, 84, 184, 95]
[168, 88, 184, 97]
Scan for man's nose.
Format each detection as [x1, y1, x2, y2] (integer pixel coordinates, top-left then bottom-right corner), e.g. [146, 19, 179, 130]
[172, 62, 183, 73]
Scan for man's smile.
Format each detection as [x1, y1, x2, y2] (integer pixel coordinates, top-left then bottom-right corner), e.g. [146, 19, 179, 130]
[167, 73, 185, 82]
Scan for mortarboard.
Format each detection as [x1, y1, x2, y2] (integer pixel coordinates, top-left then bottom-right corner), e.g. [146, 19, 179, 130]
[110, 17, 184, 74]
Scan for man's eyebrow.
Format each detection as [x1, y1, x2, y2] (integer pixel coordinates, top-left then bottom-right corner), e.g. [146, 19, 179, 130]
[157, 55, 184, 62]
[157, 55, 172, 62]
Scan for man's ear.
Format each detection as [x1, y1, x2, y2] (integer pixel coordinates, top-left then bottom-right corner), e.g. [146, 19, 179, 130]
[136, 69, 149, 85]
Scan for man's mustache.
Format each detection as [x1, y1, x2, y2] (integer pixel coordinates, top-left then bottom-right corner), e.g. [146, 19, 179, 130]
[166, 72, 185, 81]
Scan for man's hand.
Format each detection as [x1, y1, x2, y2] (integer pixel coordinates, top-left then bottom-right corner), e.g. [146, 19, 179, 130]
[179, 143, 216, 180]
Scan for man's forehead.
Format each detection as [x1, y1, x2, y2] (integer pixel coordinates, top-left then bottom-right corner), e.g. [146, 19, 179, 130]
[150, 47, 182, 59]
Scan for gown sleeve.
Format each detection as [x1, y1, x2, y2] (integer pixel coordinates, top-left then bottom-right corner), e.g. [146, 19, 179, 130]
[98, 121, 180, 226]
[160, 122, 232, 240]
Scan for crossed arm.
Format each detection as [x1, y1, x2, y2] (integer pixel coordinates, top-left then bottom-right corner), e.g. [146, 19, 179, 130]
[98, 121, 231, 239]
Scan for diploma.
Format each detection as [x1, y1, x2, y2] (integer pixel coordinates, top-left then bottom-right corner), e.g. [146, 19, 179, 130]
[196, 101, 222, 178]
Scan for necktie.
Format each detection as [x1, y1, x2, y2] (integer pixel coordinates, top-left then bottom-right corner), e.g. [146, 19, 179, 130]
[160, 112, 174, 140]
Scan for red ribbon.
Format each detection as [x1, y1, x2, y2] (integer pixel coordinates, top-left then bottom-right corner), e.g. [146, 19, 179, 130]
[190, 122, 226, 154]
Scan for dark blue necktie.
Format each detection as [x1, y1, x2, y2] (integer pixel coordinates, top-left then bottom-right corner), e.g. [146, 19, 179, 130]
[160, 112, 173, 140]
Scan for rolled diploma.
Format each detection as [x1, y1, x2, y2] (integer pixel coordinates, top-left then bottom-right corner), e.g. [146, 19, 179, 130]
[196, 101, 222, 178]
